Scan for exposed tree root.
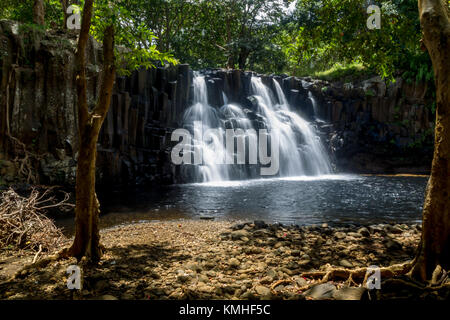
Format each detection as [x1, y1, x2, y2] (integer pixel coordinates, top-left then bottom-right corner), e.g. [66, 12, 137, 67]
[270, 279, 295, 293]
[302, 261, 414, 282]
[8, 241, 107, 284]
[295, 261, 450, 295]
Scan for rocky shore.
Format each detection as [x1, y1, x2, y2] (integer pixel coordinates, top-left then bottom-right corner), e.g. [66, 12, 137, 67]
[1, 219, 434, 300]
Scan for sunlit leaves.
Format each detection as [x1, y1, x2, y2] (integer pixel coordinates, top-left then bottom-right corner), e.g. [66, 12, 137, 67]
[78, 0, 178, 75]
[285, 0, 432, 81]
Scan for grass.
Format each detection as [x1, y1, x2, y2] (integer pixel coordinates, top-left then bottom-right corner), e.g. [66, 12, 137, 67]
[312, 62, 373, 82]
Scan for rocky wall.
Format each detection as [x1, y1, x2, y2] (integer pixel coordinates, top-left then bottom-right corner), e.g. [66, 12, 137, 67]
[0, 22, 434, 189]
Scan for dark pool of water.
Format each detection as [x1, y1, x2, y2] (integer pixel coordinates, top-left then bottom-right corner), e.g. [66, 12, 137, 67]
[56, 175, 428, 233]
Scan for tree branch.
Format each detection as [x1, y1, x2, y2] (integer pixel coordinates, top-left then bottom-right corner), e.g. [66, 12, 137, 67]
[93, 25, 116, 126]
[75, 0, 94, 131]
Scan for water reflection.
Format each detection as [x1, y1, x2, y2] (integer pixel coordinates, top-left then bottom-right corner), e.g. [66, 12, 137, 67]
[56, 175, 427, 234]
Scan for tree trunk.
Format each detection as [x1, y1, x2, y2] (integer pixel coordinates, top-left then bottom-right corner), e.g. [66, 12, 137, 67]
[70, 126, 102, 262]
[411, 0, 450, 281]
[60, 0, 69, 30]
[238, 47, 250, 70]
[33, 0, 45, 26]
[67, 0, 116, 263]
[226, 17, 234, 69]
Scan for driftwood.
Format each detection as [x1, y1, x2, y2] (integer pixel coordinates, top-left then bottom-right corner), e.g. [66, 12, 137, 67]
[0, 188, 72, 254]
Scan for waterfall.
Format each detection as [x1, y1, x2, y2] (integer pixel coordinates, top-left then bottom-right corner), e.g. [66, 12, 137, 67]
[181, 75, 229, 182]
[251, 77, 332, 176]
[178, 73, 331, 183]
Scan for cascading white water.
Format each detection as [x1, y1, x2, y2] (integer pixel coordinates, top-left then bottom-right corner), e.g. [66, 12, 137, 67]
[251, 77, 332, 176]
[179, 73, 331, 182]
[182, 75, 229, 182]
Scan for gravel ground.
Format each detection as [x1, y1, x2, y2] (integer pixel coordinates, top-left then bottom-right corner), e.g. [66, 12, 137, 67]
[2, 219, 444, 300]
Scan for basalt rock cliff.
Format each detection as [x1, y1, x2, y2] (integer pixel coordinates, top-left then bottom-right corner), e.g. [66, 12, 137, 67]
[0, 22, 434, 188]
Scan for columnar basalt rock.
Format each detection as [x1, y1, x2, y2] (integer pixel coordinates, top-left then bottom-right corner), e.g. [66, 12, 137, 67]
[0, 24, 434, 188]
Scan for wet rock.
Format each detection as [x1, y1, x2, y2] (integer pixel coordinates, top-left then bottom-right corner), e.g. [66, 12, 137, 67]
[231, 223, 247, 231]
[254, 220, 268, 229]
[269, 223, 284, 232]
[305, 283, 337, 300]
[386, 225, 403, 234]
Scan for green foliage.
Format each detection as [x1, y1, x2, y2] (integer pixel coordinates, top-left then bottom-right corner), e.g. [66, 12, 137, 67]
[1, 1, 177, 76]
[0, 0, 34, 22]
[285, 0, 433, 83]
[0, 0, 63, 28]
[407, 128, 434, 149]
[86, 0, 178, 76]
[365, 89, 376, 97]
[427, 101, 436, 115]
[121, 0, 293, 71]
[312, 62, 372, 82]
[0, 0, 443, 84]
[402, 52, 434, 84]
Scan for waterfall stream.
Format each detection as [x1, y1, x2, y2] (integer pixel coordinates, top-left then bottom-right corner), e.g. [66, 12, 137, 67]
[178, 73, 332, 183]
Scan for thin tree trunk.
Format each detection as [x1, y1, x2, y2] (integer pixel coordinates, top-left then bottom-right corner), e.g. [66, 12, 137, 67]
[60, 0, 69, 30]
[238, 47, 250, 70]
[67, 0, 116, 263]
[226, 17, 234, 69]
[33, 0, 45, 26]
[411, 0, 450, 281]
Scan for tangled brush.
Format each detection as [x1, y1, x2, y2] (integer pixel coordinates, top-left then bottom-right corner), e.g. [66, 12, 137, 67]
[0, 188, 73, 256]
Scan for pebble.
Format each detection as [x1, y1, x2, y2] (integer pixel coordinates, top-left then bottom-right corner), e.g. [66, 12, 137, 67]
[255, 285, 272, 299]
[231, 230, 249, 240]
[334, 232, 346, 239]
[254, 220, 268, 229]
[229, 258, 240, 268]
[340, 259, 354, 268]
[357, 227, 370, 237]
[1, 220, 422, 301]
